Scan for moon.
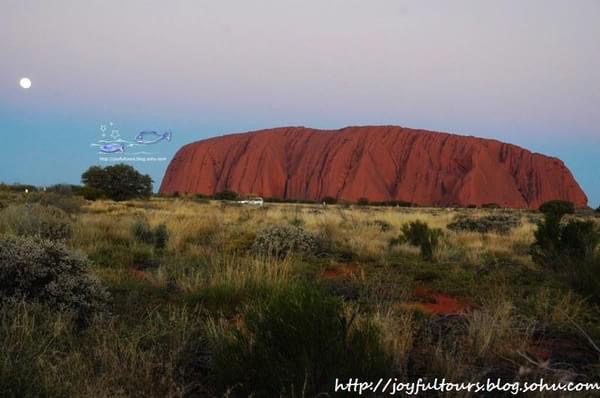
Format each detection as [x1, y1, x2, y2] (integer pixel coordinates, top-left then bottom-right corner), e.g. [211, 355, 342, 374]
[19, 77, 32, 89]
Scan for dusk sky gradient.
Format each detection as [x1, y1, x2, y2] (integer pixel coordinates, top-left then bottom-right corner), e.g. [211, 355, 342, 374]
[1, 0, 599, 206]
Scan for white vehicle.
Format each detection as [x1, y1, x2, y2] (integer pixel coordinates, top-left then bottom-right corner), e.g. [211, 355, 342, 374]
[238, 196, 264, 206]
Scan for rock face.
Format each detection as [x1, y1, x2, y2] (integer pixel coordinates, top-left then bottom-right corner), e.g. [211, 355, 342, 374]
[160, 126, 587, 208]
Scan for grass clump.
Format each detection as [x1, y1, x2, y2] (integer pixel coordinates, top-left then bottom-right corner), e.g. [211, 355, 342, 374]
[251, 224, 321, 258]
[208, 283, 391, 397]
[0, 203, 72, 241]
[132, 218, 169, 250]
[0, 234, 109, 322]
[447, 214, 521, 234]
[391, 220, 443, 260]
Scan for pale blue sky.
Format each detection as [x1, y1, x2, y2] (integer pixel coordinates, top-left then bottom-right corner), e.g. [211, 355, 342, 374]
[1, 0, 598, 205]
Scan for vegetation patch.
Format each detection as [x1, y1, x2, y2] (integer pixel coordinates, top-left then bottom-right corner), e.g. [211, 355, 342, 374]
[0, 203, 72, 241]
[208, 283, 391, 397]
[0, 235, 109, 322]
[251, 224, 322, 258]
[447, 213, 521, 234]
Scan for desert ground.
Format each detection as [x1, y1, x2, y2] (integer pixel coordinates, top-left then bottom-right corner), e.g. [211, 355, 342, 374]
[1, 192, 599, 397]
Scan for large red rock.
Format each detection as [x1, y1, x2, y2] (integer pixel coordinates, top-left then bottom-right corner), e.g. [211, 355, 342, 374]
[159, 126, 587, 208]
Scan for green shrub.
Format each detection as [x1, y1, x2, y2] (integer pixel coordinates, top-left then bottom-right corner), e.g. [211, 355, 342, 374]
[392, 220, 442, 260]
[531, 215, 599, 269]
[0, 204, 72, 241]
[0, 235, 109, 322]
[131, 219, 169, 250]
[251, 225, 321, 258]
[595, 206, 600, 214]
[153, 224, 169, 250]
[539, 200, 575, 217]
[447, 214, 520, 234]
[132, 218, 154, 243]
[209, 283, 391, 396]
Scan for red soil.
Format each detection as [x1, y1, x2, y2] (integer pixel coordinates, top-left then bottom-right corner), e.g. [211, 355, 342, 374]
[320, 264, 360, 279]
[159, 126, 587, 209]
[406, 287, 471, 314]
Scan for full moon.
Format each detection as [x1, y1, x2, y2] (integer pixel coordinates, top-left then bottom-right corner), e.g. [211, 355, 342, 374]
[19, 77, 32, 89]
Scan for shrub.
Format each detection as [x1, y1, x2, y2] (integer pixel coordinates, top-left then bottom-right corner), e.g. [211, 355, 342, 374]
[357, 197, 369, 206]
[0, 203, 72, 241]
[209, 283, 391, 396]
[26, 191, 84, 213]
[213, 190, 238, 201]
[531, 215, 599, 269]
[539, 200, 575, 217]
[392, 220, 442, 260]
[0, 235, 109, 322]
[132, 219, 169, 250]
[447, 214, 521, 234]
[251, 225, 320, 258]
[595, 206, 600, 214]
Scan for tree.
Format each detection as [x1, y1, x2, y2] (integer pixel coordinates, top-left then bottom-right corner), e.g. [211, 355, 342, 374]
[81, 164, 152, 201]
[539, 200, 575, 217]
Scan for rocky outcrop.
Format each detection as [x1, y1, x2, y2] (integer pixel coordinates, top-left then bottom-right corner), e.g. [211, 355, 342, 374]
[159, 126, 587, 208]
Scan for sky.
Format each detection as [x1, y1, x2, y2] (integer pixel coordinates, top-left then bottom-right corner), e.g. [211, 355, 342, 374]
[1, 0, 599, 206]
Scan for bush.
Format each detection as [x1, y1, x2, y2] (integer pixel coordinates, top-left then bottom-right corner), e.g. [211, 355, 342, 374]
[131, 219, 169, 250]
[251, 225, 320, 258]
[209, 283, 391, 396]
[213, 190, 238, 201]
[595, 206, 600, 214]
[357, 197, 369, 206]
[25, 191, 84, 213]
[447, 214, 521, 234]
[539, 200, 575, 217]
[153, 224, 169, 250]
[0, 204, 72, 241]
[531, 215, 599, 269]
[392, 221, 442, 260]
[0, 235, 109, 322]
